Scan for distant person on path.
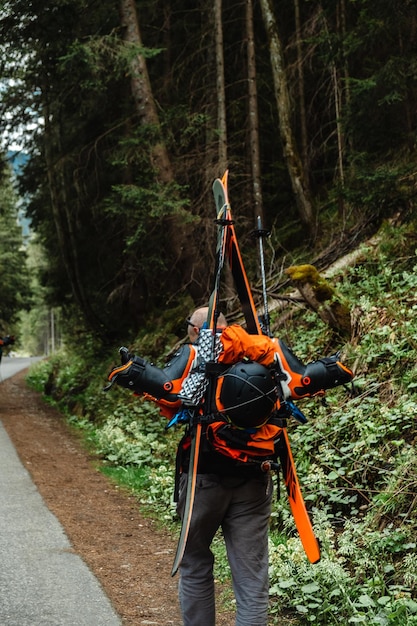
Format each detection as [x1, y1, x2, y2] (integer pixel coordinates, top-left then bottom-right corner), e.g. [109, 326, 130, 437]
[0, 334, 15, 364]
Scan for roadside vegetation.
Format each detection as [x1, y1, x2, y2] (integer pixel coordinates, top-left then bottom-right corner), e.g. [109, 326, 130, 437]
[26, 219, 417, 625]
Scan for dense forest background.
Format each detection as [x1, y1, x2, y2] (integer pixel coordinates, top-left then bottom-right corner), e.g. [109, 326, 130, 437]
[1, 0, 417, 348]
[2, 2, 417, 624]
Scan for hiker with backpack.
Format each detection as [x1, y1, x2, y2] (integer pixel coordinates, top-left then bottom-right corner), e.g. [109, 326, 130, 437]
[108, 307, 353, 626]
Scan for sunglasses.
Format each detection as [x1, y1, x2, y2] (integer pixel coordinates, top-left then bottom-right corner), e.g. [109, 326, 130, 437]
[185, 318, 198, 329]
[185, 318, 225, 332]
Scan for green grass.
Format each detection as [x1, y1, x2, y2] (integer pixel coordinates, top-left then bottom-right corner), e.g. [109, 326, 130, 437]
[25, 219, 417, 624]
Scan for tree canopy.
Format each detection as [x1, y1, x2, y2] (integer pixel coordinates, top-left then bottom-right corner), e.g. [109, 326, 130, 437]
[1, 0, 416, 343]
[0, 157, 30, 329]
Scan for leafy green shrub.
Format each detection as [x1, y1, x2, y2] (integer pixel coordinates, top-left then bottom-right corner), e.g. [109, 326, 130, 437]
[24, 220, 417, 624]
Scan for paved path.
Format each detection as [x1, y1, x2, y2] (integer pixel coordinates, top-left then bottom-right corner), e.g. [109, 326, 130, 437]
[0, 356, 43, 381]
[0, 359, 122, 625]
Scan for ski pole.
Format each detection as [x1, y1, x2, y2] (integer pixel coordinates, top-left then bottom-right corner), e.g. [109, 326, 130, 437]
[253, 216, 271, 335]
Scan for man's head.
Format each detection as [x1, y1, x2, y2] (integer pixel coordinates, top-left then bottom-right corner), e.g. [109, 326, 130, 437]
[186, 307, 227, 343]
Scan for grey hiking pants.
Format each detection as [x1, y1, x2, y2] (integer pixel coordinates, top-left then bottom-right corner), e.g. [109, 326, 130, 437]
[177, 472, 272, 626]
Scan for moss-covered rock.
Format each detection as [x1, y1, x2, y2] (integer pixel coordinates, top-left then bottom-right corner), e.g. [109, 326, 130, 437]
[286, 264, 351, 336]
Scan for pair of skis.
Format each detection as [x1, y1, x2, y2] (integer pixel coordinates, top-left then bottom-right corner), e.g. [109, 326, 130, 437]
[171, 171, 320, 576]
[171, 179, 232, 576]
[213, 171, 320, 565]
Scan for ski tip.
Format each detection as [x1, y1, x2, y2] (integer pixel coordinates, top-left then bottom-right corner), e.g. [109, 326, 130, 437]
[308, 550, 321, 564]
[171, 550, 183, 577]
[305, 538, 321, 564]
[221, 169, 229, 187]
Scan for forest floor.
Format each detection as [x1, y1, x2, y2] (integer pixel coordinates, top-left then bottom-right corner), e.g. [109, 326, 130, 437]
[0, 370, 235, 626]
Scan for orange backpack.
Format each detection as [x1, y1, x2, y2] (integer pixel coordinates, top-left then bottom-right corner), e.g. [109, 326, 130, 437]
[205, 420, 283, 464]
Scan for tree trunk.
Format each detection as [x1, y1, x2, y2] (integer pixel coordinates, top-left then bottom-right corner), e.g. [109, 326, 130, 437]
[214, 0, 227, 173]
[259, 0, 315, 236]
[119, 0, 173, 184]
[320, 4, 346, 220]
[294, 0, 309, 177]
[43, 105, 102, 333]
[119, 0, 205, 304]
[246, 0, 264, 225]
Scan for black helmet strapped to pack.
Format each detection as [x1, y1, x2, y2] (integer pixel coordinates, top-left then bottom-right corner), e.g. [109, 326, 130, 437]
[216, 361, 277, 428]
